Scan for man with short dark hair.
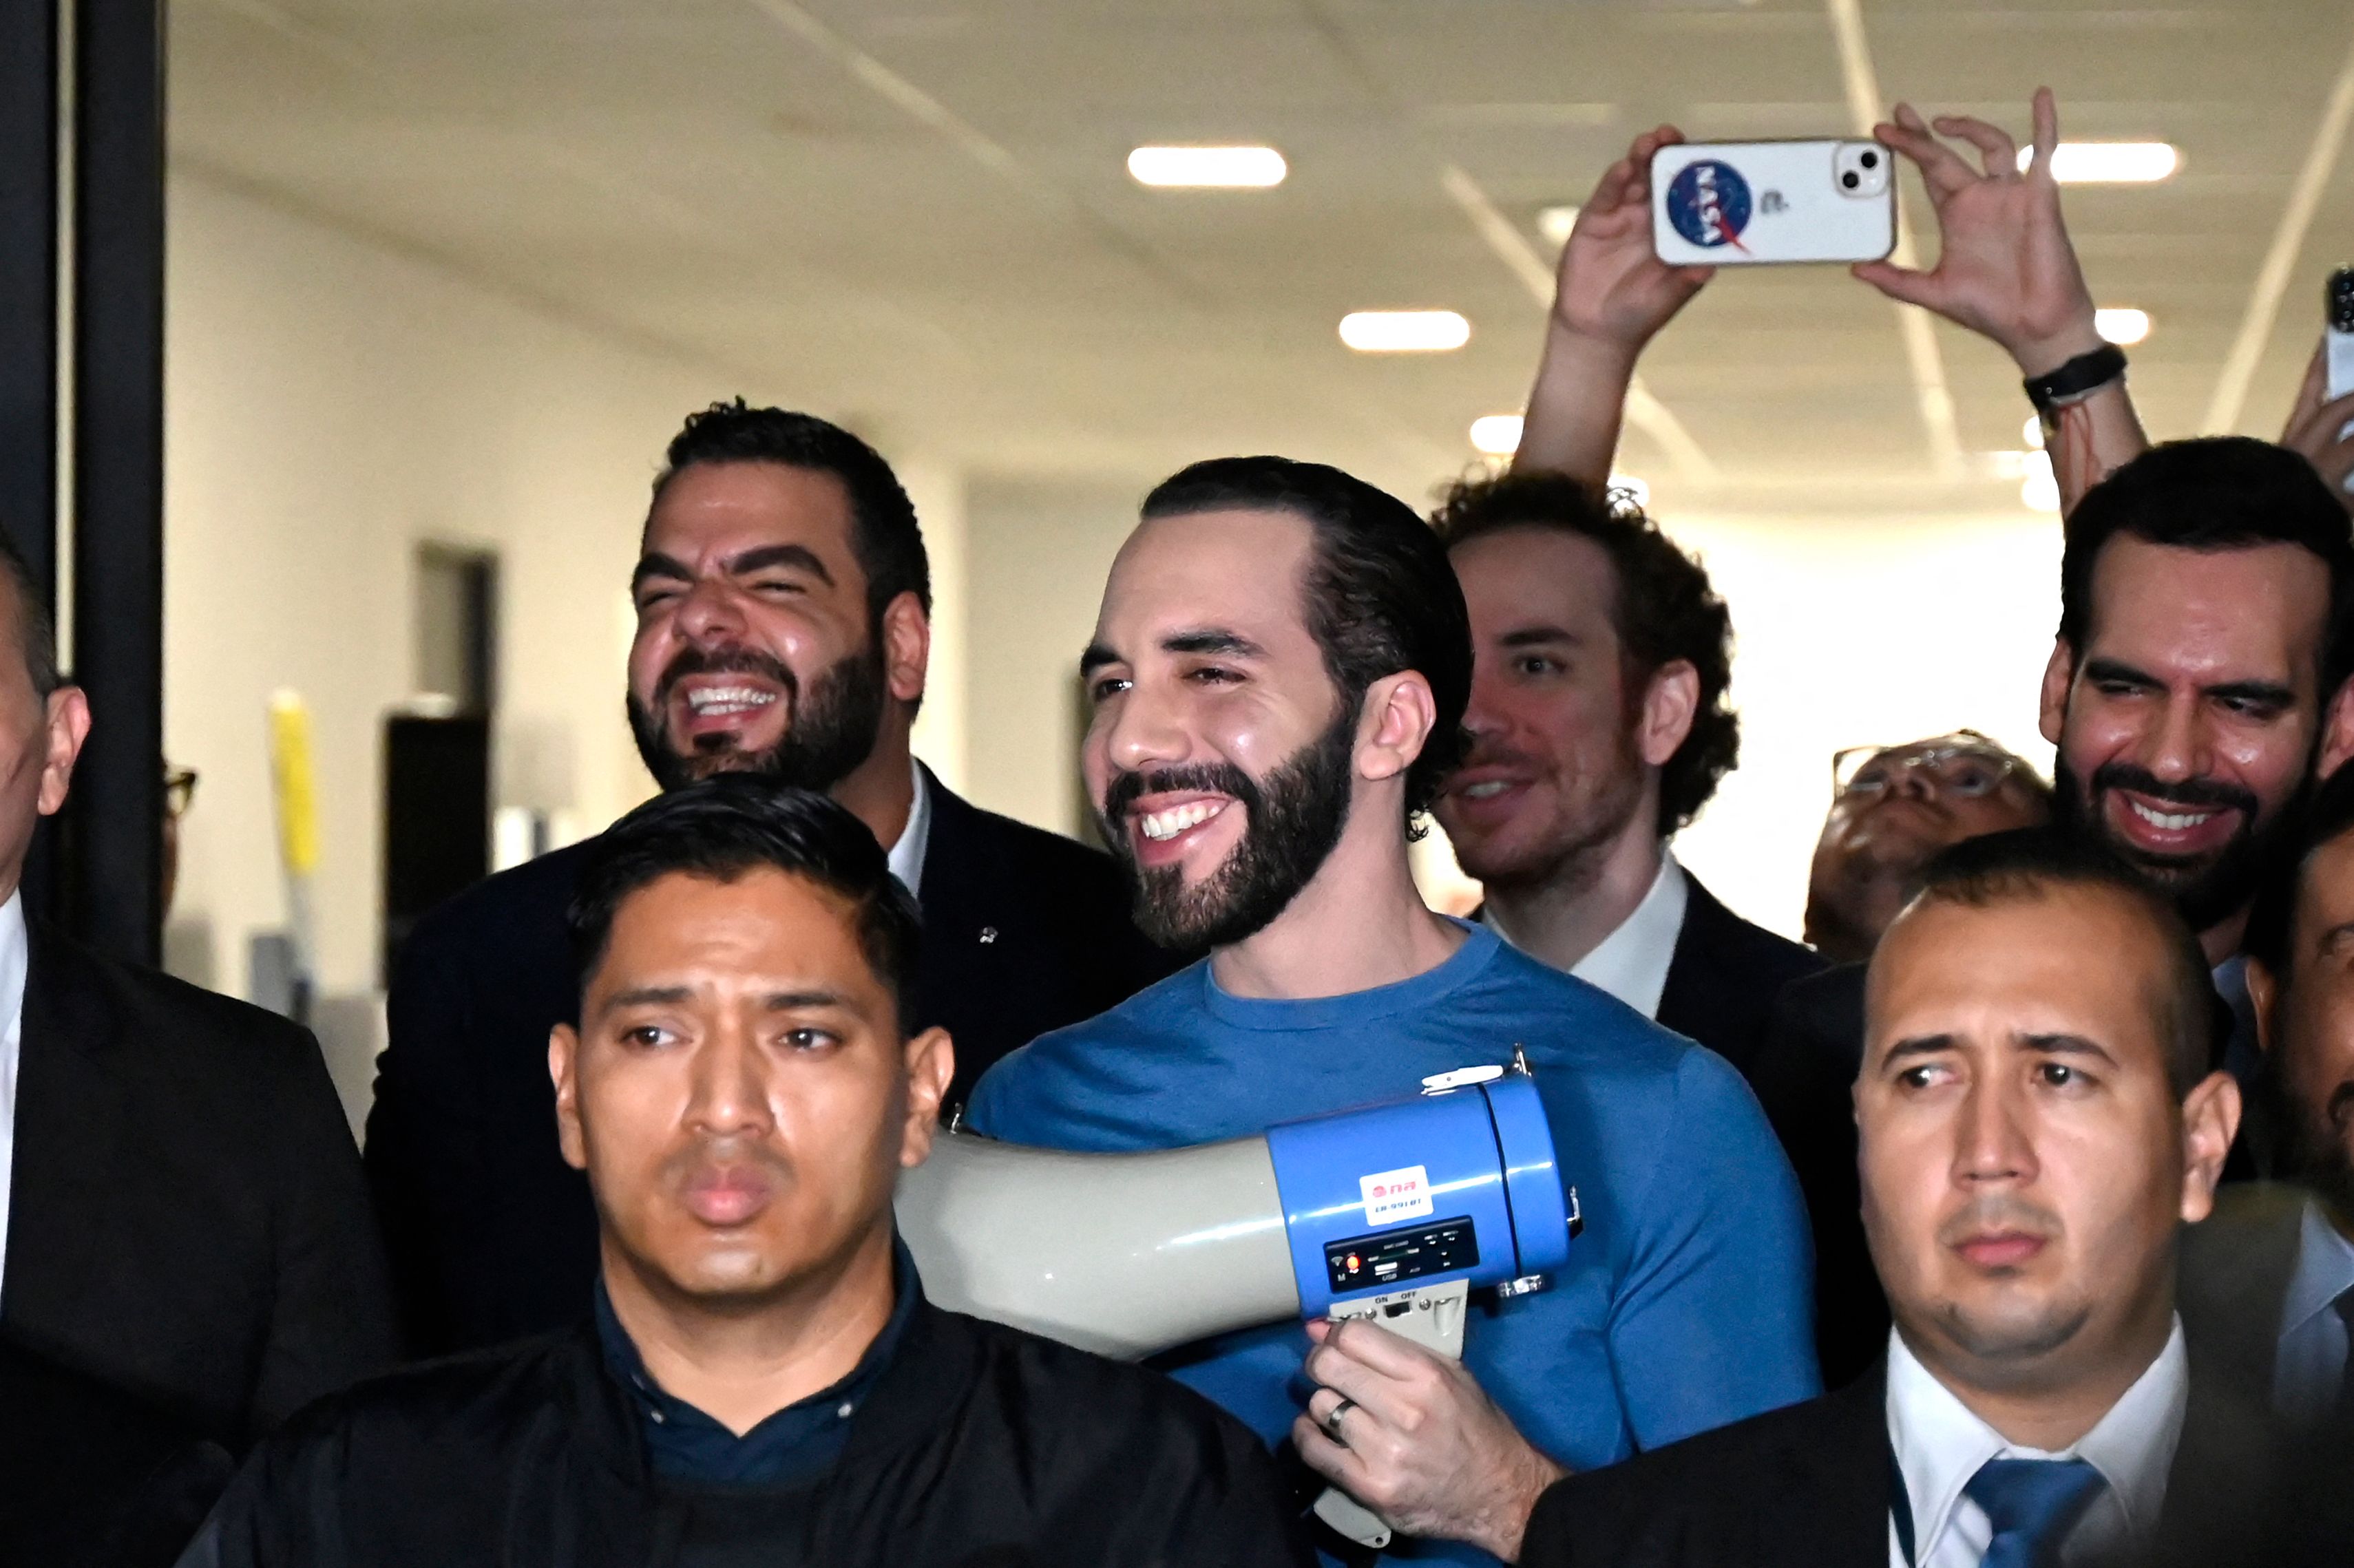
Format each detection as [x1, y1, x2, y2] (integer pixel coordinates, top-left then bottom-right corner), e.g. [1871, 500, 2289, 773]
[1513, 829, 2352, 1568]
[1431, 471, 1821, 1075]
[189, 781, 1310, 1568]
[969, 455, 1816, 1565]
[368, 402, 1169, 1355]
[2184, 764, 2354, 1430]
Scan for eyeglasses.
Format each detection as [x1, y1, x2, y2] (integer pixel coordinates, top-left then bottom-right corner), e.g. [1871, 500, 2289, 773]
[165, 765, 198, 818]
[1831, 732, 2029, 801]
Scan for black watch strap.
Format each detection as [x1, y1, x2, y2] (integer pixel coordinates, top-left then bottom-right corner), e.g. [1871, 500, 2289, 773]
[2024, 343, 2127, 415]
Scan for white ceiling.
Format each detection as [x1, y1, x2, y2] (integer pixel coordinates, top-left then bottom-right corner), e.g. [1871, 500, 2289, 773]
[169, 0, 2354, 513]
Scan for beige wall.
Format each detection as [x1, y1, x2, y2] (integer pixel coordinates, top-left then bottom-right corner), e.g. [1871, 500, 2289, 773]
[163, 172, 729, 995]
[1650, 509, 2061, 940]
[960, 476, 1145, 838]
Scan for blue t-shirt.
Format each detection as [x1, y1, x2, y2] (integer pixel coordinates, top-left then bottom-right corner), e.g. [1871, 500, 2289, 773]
[966, 922, 1819, 1562]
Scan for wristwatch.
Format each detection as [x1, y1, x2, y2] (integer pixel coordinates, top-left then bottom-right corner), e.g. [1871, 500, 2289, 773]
[2025, 343, 2127, 426]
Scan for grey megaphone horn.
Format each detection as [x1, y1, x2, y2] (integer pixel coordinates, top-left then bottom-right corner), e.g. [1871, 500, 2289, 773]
[896, 1055, 1579, 1551]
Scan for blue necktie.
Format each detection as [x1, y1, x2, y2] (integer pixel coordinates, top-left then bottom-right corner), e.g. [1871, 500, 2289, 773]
[1964, 1456, 2108, 1568]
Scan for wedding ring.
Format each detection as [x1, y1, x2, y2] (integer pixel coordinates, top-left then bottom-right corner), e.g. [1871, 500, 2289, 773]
[1323, 1397, 1356, 1441]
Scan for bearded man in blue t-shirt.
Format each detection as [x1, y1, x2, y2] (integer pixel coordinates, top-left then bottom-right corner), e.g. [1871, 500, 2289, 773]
[966, 454, 1818, 1564]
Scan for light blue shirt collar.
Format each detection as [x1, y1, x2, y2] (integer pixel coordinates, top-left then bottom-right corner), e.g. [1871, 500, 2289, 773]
[2281, 1198, 2354, 1337]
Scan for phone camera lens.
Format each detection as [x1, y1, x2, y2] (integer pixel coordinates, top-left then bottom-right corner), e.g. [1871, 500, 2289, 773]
[1842, 171, 1860, 189]
[1861, 151, 1879, 169]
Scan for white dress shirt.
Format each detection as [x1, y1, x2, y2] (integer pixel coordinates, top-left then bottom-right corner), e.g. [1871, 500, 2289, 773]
[0, 891, 30, 1304]
[1887, 1320, 2188, 1568]
[2273, 1196, 2354, 1426]
[887, 762, 934, 899]
[1561, 848, 1689, 1021]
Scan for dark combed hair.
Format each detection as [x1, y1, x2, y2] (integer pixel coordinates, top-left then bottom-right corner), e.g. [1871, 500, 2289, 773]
[1141, 456, 1472, 825]
[1911, 827, 2218, 1095]
[565, 776, 923, 1030]
[2245, 761, 2354, 978]
[653, 399, 932, 632]
[1430, 471, 1737, 834]
[0, 531, 61, 698]
[2061, 436, 2354, 697]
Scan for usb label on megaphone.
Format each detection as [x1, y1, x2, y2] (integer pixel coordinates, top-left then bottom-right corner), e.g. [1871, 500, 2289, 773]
[1359, 1165, 1435, 1225]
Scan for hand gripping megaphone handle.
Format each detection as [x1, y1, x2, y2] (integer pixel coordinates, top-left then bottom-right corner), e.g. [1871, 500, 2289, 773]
[1308, 1278, 1472, 1550]
[898, 1062, 1577, 1552]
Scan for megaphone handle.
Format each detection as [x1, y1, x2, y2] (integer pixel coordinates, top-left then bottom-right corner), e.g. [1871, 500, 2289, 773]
[1310, 1280, 1473, 1551]
[1314, 1488, 1394, 1551]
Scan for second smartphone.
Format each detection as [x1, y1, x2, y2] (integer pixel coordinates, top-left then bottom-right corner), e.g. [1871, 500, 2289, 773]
[1650, 139, 1897, 266]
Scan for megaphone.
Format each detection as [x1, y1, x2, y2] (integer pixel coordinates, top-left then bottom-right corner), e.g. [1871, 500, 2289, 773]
[896, 1056, 1580, 1551]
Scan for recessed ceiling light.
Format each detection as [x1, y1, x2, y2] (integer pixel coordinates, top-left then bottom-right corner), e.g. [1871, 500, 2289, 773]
[2095, 307, 2151, 345]
[1537, 205, 1579, 248]
[2021, 414, 2044, 452]
[1469, 414, 1524, 454]
[1340, 310, 1471, 352]
[1127, 145, 1288, 188]
[2015, 142, 2180, 183]
[1608, 474, 1650, 511]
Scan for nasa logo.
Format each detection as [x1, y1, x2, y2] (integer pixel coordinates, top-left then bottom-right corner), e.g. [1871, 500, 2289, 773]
[1664, 159, 1754, 251]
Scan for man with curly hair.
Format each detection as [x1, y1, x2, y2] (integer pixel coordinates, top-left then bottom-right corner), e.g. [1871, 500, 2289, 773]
[1431, 472, 1822, 1077]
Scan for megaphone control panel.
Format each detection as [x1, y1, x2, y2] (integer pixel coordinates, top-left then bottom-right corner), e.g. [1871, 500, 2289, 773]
[1264, 1066, 1572, 1318]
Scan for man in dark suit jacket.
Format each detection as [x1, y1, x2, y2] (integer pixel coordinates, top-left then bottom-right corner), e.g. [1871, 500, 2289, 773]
[2180, 767, 2354, 1429]
[367, 403, 1167, 1355]
[1427, 470, 1821, 1063]
[0, 540, 395, 1468]
[1511, 833, 2327, 1568]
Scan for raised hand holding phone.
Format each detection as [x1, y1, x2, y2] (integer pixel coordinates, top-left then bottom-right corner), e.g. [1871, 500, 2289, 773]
[1515, 125, 1714, 478]
[2282, 332, 2354, 507]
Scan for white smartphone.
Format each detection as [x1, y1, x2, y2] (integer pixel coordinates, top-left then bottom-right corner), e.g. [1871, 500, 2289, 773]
[2326, 266, 2354, 401]
[1650, 139, 1897, 266]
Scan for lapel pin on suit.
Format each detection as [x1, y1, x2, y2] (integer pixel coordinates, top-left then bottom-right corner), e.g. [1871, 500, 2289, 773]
[979, 926, 998, 944]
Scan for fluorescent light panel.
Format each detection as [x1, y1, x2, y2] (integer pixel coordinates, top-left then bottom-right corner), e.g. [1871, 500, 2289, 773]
[1341, 310, 1471, 352]
[2095, 307, 2151, 345]
[1127, 145, 1287, 188]
[2015, 142, 2180, 183]
[1469, 414, 1523, 454]
[1537, 204, 1579, 248]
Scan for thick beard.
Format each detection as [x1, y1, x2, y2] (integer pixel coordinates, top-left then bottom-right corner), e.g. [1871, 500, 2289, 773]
[627, 642, 888, 795]
[1098, 703, 1359, 952]
[2053, 756, 2309, 933]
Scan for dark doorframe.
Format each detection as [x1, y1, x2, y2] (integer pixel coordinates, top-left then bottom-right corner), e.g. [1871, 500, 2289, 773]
[64, 0, 169, 964]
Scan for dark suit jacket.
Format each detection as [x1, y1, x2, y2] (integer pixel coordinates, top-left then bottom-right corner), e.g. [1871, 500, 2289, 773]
[0, 1331, 235, 1568]
[1656, 874, 1827, 1080]
[0, 923, 397, 1449]
[1522, 1355, 2345, 1568]
[1748, 962, 1881, 1388]
[2177, 1183, 2312, 1423]
[366, 767, 1173, 1355]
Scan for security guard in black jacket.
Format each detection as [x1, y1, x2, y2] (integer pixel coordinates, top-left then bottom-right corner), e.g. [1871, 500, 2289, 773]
[187, 782, 1308, 1568]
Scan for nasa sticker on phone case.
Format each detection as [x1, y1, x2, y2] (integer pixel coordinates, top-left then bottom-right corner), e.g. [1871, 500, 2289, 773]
[1664, 159, 1752, 253]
